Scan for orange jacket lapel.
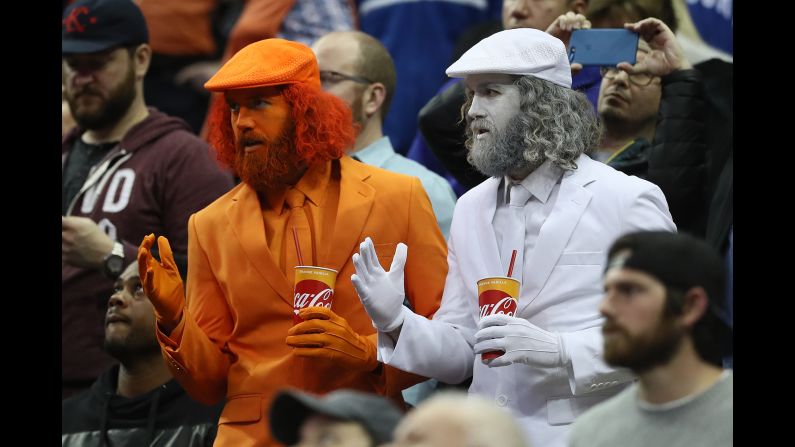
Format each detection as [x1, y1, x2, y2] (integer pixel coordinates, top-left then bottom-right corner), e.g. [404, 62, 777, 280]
[226, 184, 293, 307]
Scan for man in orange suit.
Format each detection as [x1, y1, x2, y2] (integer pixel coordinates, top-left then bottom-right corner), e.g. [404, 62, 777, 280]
[137, 38, 448, 446]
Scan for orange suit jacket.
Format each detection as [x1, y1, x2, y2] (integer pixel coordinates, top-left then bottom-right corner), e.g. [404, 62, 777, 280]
[157, 156, 448, 446]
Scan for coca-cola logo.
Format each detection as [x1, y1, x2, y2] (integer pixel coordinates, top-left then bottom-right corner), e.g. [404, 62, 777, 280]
[294, 279, 334, 311]
[479, 289, 516, 318]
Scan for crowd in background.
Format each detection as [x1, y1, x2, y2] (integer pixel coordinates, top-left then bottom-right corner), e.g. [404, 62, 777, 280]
[62, 0, 732, 446]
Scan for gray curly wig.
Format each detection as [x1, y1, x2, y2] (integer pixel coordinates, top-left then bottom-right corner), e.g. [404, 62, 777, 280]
[463, 75, 602, 177]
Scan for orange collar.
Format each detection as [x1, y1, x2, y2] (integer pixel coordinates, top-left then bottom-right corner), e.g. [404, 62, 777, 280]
[265, 161, 332, 214]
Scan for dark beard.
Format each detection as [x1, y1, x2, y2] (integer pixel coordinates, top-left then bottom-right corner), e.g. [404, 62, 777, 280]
[465, 114, 544, 178]
[67, 63, 137, 131]
[235, 128, 304, 193]
[603, 313, 685, 374]
[103, 331, 161, 366]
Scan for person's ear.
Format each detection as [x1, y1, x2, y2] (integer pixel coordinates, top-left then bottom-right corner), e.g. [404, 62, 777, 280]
[134, 43, 152, 79]
[680, 287, 709, 328]
[362, 82, 386, 120]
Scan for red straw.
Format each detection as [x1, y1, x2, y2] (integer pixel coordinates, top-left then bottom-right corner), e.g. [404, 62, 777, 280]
[507, 249, 518, 277]
[292, 227, 304, 266]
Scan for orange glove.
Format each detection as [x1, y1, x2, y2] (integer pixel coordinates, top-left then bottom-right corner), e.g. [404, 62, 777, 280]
[137, 234, 185, 327]
[286, 307, 379, 373]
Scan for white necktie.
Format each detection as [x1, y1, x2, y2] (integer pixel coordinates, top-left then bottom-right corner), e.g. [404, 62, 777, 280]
[502, 184, 531, 283]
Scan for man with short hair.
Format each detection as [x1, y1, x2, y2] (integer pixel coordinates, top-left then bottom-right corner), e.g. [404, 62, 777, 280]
[137, 37, 448, 446]
[593, 40, 662, 166]
[311, 30, 457, 238]
[61, 0, 234, 398]
[62, 262, 223, 446]
[592, 18, 706, 192]
[269, 389, 403, 447]
[350, 28, 675, 447]
[568, 231, 732, 447]
[389, 392, 527, 447]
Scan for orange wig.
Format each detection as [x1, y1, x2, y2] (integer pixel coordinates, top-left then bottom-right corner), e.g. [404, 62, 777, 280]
[206, 84, 356, 174]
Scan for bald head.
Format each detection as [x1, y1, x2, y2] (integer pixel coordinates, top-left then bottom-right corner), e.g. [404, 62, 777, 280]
[312, 31, 396, 124]
[391, 392, 527, 447]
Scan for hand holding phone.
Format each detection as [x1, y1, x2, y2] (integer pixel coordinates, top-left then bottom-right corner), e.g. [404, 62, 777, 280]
[567, 29, 639, 67]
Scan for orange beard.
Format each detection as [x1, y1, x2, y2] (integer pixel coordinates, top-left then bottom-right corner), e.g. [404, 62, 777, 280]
[234, 125, 304, 193]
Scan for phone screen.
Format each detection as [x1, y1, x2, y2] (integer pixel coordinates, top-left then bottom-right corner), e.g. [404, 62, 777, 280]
[568, 29, 639, 66]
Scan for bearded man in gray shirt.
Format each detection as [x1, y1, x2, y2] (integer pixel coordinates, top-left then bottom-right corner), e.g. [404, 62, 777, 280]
[569, 230, 733, 447]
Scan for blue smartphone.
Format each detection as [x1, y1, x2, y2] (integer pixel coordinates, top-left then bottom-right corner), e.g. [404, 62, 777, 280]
[567, 29, 639, 66]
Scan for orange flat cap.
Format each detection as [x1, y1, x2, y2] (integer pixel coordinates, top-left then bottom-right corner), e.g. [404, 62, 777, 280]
[204, 38, 320, 91]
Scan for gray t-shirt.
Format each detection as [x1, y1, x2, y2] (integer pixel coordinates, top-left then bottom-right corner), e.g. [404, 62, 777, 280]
[568, 371, 733, 447]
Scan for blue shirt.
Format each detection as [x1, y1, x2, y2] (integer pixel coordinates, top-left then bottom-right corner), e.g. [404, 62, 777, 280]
[354, 137, 457, 239]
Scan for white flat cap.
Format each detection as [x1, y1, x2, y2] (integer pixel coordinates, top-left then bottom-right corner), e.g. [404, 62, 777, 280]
[446, 28, 572, 89]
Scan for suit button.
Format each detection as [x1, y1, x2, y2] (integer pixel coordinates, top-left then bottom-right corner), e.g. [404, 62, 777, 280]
[496, 395, 508, 406]
[590, 384, 597, 391]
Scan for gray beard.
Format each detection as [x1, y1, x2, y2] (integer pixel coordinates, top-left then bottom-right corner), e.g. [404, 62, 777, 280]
[466, 115, 544, 178]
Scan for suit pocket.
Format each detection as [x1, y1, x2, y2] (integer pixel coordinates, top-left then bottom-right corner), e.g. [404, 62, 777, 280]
[219, 395, 262, 425]
[547, 391, 614, 425]
[556, 251, 604, 266]
[374, 242, 397, 261]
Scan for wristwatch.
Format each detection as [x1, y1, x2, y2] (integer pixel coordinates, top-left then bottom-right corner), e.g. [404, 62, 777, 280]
[103, 241, 125, 280]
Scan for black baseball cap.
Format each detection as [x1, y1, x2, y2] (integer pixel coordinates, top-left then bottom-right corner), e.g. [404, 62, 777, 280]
[270, 389, 403, 445]
[606, 231, 731, 331]
[62, 0, 149, 55]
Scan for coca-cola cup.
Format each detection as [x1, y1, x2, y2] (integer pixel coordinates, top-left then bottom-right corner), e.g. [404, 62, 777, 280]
[477, 276, 520, 362]
[293, 266, 338, 325]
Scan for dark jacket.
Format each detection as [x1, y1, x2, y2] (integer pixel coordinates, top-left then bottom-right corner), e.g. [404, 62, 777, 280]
[646, 62, 731, 245]
[62, 365, 223, 446]
[62, 109, 234, 396]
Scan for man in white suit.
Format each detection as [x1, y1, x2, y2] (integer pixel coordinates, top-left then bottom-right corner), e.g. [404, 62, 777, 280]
[350, 28, 676, 447]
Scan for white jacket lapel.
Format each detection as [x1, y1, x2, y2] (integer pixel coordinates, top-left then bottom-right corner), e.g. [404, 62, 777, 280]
[519, 156, 597, 310]
[464, 177, 503, 279]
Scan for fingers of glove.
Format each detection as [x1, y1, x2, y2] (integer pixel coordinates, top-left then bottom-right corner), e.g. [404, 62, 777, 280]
[287, 318, 334, 337]
[474, 339, 504, 355]
[352, 253, 373, 283]
[474, 325, 510, 343]
[140, 233, 155, 251]
[137, 234, 155, 279]
[484, 354, 512, 368]
[389, 243, 408, 273]
[289, 331, 366, 356]
[477, 313, 515, 330]
[285, 333, 327, 348]
[506, 320, 552, 338]
[350, 274, 370, 300]
[509, 333, 558, 347]
[143, 268, 157, 297]
[156, 236, 177, 271]
[299, 307, 336, 322]
[361, 237, 380, 271]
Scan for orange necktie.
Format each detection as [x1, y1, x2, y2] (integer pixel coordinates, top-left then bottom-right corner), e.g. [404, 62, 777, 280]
[285, 188, 313, 282]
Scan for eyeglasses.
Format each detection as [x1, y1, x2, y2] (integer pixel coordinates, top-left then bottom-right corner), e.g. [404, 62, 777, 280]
[599, 67, 657, 87]
[319, 70, 373, 88]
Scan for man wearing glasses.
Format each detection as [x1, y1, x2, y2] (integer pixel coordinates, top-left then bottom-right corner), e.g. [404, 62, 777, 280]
[311, 31, 457, 239]
[592, 18, 707, 182]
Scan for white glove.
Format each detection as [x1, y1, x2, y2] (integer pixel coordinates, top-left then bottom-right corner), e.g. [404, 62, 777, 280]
[351, 237, 409, 332]
[474, 314, 569, 368]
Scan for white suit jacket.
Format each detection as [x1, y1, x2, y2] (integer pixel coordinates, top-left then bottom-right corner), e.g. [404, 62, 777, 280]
[378, 155, 676, 447]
